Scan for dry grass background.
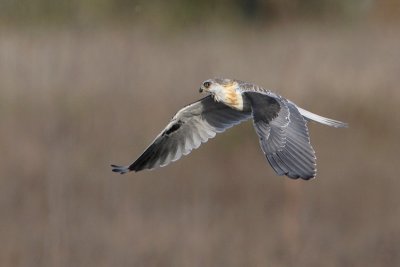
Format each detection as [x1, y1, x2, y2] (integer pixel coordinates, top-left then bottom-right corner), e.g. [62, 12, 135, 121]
[1, 24, 400, 266]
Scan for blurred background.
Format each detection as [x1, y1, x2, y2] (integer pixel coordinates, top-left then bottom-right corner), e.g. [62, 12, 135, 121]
[1, 0, 400, 266]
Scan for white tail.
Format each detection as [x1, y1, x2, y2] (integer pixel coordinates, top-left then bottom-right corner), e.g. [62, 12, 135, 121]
[297, 107, 348, 128]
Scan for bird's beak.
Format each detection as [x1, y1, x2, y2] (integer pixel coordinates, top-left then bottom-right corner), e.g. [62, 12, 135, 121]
[199, 87, 203, 93]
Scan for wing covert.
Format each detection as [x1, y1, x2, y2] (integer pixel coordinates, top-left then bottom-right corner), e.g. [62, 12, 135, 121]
[111, 96, 251, 173]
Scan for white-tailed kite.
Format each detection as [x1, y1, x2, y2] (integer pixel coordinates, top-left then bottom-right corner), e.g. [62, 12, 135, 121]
[112, 78, 347, 180]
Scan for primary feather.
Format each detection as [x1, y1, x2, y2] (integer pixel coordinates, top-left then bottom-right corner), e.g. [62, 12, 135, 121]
[112, 78, 347, 180]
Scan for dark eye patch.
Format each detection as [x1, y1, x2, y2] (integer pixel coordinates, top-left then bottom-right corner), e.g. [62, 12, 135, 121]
[203, 81, 211, 88]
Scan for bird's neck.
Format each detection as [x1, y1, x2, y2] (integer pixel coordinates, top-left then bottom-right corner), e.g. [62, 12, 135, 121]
[213, 84, 244, 111]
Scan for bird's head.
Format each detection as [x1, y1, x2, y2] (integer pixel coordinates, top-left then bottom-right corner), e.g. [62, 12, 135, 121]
[199, 78, 243, 110]
[199, 78, 238, 99]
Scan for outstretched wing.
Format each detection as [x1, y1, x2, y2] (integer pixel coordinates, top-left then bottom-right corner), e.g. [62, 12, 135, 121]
[244, 91, 316, 180]
[112, 96, 251, 173]
[237, 79, 348, 128]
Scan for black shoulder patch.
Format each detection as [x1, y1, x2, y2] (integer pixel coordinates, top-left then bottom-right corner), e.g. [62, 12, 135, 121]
[243, 92, 281, 123]
[163, 120, 183, 136]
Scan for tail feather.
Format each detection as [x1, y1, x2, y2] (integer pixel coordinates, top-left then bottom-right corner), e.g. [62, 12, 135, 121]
[111, 164, 131, 174]
[297, 107, 348, 128]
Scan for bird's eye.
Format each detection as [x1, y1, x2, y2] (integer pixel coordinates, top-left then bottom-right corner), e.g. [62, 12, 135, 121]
[203, 81, 211, 88]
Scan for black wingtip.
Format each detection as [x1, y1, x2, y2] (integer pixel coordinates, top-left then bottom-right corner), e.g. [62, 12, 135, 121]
[267, 154, 316, 181]
[288, 173, 316, 180]
[111, 164, 131, 174]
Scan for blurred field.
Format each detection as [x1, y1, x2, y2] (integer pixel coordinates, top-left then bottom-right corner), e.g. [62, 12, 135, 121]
[1, 23, 400, 266]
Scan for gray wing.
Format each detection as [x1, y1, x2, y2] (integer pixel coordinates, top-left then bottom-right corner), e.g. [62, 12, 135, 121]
[244, 92, 316, 180]
[111, 96, 251, 173]
[236, 80, 348, 128]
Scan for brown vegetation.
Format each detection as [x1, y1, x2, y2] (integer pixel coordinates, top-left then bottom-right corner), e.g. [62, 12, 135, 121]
[1, 24, 399, 266]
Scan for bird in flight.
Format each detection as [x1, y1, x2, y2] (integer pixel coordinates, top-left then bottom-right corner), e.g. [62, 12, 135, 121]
[111, 78, 347, 180]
